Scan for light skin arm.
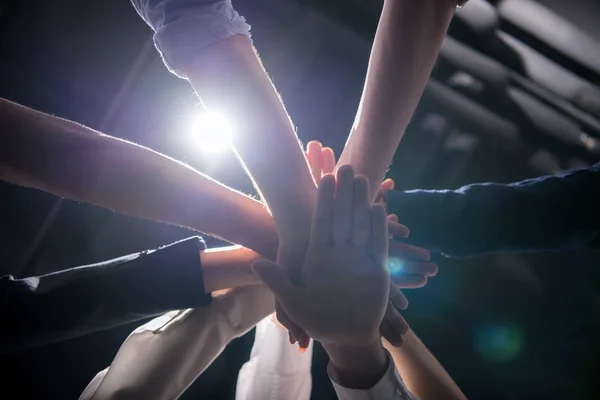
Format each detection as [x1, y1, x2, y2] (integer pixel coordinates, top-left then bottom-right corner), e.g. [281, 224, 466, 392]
[338, 0, 456, 200]
[182, 35, 316, 244]
[384, 331, 467, 400]
[201, 245, 262, 292]
[0, 97, 278, 262]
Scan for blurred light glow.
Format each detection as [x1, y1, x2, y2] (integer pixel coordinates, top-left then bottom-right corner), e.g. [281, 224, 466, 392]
[475, 322, 524, 363]
[191, 111, 234, 154]
[388, 257, 405, 275]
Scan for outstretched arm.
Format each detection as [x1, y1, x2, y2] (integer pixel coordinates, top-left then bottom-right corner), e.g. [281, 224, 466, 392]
[0, 98, 278, 260]
[385, 331, 467, 400]
[182, 35, 316, 243]
[338, 0, 456, 200]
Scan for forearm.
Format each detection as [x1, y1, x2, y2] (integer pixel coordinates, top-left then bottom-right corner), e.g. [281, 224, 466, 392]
[384, 330, 466, 400]
[201, 246, 263, 292]
[0, 98, 278, 259]
[84, 285, 275, 400]
[326, 340, 389, 390]
[183, 35, 316, 240]
[338, 0, 455, 200]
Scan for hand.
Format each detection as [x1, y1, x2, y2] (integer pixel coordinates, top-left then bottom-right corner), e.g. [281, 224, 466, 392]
[252, 165, 395, 348]
[306, 141, 437, 346]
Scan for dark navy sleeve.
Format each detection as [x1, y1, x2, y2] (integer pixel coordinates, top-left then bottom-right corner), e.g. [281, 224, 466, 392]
[385, 165, 600, 258]
[0, 236, 211, 353]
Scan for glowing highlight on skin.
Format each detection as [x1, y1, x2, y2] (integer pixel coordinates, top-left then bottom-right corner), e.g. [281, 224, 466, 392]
[387, 257, 405, 275]
[191, 111, 235, 154]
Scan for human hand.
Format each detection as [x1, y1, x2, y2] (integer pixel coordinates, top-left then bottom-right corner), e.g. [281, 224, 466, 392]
[252, 165, 396, 349]
[306, 141, 438, 346]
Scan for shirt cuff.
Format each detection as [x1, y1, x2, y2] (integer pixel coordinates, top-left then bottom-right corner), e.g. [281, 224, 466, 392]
[151, 1, 251, 78]
[329, 350, 416, 400]
[126, 236, 212, 311]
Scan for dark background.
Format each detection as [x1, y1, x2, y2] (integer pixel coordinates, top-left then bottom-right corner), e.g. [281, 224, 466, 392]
[1, 0, 600, 398]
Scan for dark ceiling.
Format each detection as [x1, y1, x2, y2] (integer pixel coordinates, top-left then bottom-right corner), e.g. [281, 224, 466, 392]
[1, 0, 599, 399]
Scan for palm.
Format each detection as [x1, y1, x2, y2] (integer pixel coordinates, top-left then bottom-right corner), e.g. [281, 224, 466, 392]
[253, 166, 394, 349]
[294, 245, 389, 346]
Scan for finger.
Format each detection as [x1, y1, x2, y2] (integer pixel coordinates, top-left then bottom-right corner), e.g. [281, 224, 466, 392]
[375, 178, 395, 204]
[370, 204, 388, 267]
[391, 274, 428, 289]
[352, 175, 371, 247]
[388, 221, 410, 239]
[276, 302, 308, 346]
[321, 147, 336, 175]
[388, 257, 438, 276]
[252, 260, 300, 306]
[389, 241, 431, 262]
[378, 178, 395, 194]
[333, 165, 355, 245]
[307, 141, 323, 184]
[387, 214, 399, 223]
[383, 299, 410, 339]
[310, 174, 335, 245]
[379, 319, 405, 347]
[389, 284, 409, 310]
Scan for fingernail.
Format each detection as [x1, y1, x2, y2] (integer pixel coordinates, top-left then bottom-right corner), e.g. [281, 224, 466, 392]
[299, 346, 307, 353]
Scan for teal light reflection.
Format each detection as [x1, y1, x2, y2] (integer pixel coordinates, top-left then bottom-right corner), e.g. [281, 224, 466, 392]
[475, 322, 524, 363]
[388, 257, 405, 275]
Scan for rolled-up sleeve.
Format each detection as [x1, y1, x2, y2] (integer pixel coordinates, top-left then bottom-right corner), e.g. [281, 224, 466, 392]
[131, 0, 251, 78]
[0, 236, 210, 353]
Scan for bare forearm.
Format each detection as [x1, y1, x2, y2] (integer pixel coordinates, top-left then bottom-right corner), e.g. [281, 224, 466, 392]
[200, 246, 263, 292]
[183, 35, 316, 240]
[0, 98, 278, 259]
[384, 329, 467, 400]
[338, 0, 455, 200]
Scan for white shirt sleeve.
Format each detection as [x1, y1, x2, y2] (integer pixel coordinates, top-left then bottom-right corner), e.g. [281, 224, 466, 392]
[130, 0, 251, 78]
[329, 350, 418, 400]
[79, 285, 274, 400]
[236, 316, 313, 400]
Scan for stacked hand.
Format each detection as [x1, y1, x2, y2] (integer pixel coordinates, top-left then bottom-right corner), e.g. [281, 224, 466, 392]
[304, 141, 438, 346]
[252, 166, 393, 387]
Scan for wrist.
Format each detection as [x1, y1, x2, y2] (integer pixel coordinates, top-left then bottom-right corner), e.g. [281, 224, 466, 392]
[200, 246, 262, 292]
[324, 339, 389, 390]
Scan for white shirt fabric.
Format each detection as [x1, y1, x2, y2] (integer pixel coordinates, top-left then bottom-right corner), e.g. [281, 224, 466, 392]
[130, 0, 251, 78]
[79, 284, 275, 400]
[329, 351, 418, 400]
[235, 316, 313, 400]
[80, 282, 417, 400]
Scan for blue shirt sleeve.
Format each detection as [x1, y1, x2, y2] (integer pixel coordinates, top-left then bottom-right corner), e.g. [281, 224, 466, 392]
[0, 236, 210, 353]
[385, 164, 600, 258]
[131, 0, 251, 78]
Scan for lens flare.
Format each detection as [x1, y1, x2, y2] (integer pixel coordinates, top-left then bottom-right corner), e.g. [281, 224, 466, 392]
[388, 257, 405, 275]
[191, 111, 234, 154]
[475, 322, 524, 363]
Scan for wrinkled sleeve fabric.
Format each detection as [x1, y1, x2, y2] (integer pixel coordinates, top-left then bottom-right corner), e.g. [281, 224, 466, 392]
[79, 285, 274, 400]
[236, 317, 313, 400]
[385, 164, 600, 258]
[0, 236, 210, 353]
[131, 0, 251, 78]
[329, 351, 417, 400]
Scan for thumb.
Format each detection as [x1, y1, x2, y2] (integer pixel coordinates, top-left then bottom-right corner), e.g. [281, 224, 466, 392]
[251, 259, 299, 304]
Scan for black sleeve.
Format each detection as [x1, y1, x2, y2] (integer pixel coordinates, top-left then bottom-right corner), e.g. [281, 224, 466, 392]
[385, 165, 600, 258]
[0, 236, 211, 353]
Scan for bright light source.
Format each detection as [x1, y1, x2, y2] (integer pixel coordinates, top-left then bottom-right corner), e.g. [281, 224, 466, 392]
[191, 111, 234, 154]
